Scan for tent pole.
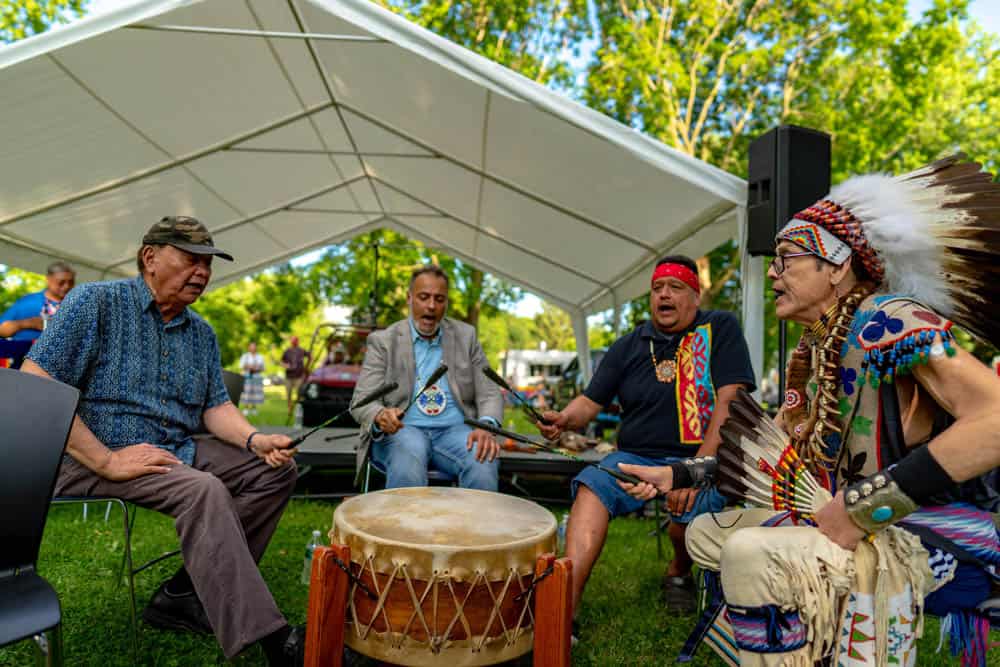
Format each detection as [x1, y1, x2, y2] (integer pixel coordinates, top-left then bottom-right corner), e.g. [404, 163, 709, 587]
[737, 207, 764, 394]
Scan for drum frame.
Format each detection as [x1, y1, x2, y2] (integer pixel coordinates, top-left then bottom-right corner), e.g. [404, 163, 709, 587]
[304, 543, 573, 667]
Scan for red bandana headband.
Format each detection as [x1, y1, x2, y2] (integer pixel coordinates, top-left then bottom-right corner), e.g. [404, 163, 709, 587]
[651, 263, 700, 294]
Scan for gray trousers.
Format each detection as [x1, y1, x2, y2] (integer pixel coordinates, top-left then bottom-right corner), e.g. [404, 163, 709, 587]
[54, 435, 298, 658]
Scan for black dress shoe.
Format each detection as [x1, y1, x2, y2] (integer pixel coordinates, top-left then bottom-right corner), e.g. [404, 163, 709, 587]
[142, 583, 213, 635]
[263, 624, 306, 667]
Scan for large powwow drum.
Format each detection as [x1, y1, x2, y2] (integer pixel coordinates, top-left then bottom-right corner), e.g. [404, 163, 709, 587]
[332, 487, 556, 666]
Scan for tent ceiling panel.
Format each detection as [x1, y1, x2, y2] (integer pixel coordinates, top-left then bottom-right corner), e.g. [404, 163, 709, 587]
[389, 215, 475, 256]
[371, 183, 437, 215]
[0, 57, 167, 220]
[364, 157, 481, 222]
[478, 180, 645, 283]
[309, 42, 488, 166]
[340, 109, 433, 157]
[56, 16, 305, 156]
[234, 111, 344, 152]
[185, 151, 346, 215]
[485, 93, 725, 246]
[255, 210, 377, 250]
[0, 0, 746, 319]
[346, 180, 381, 212]
[211, 223, 288, 270]
[146, 0, 259, 30]
[293, 181, 364, 212]
[239, 0, 339, 107]
[287, 0, 378, 39]
[6, 167, 237, 263]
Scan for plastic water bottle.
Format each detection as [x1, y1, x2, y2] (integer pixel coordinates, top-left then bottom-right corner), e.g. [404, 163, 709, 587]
[293, 403, 303, 429]
[301, 529, 322, 585]
[556, 512, 569, 555]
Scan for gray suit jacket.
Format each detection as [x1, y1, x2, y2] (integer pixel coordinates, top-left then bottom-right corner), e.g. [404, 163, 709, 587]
[350, 317, 503, 480]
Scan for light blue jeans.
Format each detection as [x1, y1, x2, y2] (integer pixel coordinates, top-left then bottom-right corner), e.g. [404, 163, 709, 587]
[372, 423, 499, 491]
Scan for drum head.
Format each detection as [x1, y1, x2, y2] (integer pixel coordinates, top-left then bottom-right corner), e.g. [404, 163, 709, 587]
[337, 487, 554, 548]
[333, 487, 556, 581]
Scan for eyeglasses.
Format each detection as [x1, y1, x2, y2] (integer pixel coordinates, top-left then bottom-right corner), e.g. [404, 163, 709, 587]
[769, 251, 814, 276]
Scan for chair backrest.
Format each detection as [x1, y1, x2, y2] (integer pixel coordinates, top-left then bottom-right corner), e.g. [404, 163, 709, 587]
[0, 368, 79, 571]
[222, 370, 245, 404]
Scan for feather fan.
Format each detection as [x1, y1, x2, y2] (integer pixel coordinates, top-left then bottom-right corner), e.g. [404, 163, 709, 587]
[717, 388, 832, 523]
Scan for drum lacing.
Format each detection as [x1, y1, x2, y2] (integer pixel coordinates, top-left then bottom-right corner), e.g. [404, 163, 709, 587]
[514, 562, 554, 602]
[331, 554, 377, 600]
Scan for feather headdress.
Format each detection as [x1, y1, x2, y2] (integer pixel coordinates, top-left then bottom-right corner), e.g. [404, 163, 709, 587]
[778, 155, 1000, 347]
[717, 388, 831, 522]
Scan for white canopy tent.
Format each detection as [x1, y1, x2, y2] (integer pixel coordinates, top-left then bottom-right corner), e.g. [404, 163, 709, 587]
[0, 0, 762, 382]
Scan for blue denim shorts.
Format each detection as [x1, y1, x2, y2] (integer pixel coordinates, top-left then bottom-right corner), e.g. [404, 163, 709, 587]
[572, 451, 726, 523]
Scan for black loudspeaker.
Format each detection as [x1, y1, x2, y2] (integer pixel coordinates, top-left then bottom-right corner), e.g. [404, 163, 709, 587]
[746, 126, 831, 256]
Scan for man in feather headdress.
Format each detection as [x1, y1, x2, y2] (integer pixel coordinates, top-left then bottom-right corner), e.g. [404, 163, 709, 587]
[620, 156, 1000, 666]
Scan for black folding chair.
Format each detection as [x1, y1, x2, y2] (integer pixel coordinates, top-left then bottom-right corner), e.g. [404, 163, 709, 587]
[0, 368, 79, 666]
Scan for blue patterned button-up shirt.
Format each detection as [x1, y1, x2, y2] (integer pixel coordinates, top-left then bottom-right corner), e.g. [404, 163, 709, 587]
[28, 275, 229, 465]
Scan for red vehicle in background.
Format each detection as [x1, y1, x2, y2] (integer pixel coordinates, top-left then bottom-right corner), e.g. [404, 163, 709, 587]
[295, 323, 373, 428]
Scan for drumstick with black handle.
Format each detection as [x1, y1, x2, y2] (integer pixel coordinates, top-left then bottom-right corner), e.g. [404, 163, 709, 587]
[463, 418, 645, 486]
[290, 381, 398, 447]
[481, 367, 552, 425]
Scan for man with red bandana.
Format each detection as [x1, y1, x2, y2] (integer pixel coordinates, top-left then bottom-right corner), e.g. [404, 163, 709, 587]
[538, 255, 755, 621]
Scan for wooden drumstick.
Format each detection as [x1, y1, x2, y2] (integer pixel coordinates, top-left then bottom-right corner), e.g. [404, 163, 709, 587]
[463, 418, 644, 486]
[481, 367, 552, 425]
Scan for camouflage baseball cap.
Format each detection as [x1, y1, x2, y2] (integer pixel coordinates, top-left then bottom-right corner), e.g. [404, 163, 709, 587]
[142, 216, 233, 261]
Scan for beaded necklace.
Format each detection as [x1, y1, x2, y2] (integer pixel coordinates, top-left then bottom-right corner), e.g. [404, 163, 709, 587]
[649, 338, 684, 383]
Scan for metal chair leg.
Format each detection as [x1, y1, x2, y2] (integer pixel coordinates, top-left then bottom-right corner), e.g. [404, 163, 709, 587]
[32, 624, 63, 667]
[654, 501, 663, 560]
[115, 499, 139, 662]
[363, 460, 371, 494]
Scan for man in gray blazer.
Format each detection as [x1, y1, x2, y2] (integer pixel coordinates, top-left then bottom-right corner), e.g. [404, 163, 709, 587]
[351, 265, 503, 490]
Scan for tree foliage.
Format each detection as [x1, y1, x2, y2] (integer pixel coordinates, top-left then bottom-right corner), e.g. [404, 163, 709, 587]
[0, 266, 45, 313]
[583, 0, 999, 369]
[1, 0, 88, 43]
[305, 229, 523, 330]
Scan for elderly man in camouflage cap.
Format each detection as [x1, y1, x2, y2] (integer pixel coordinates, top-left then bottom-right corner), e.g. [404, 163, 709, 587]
[22, 217, 306, 666]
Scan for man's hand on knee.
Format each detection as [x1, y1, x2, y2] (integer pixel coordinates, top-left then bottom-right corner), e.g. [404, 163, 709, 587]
[466, 429, 498, 463]
[100, 443, 181, 481]
[667, 487, 699, 515]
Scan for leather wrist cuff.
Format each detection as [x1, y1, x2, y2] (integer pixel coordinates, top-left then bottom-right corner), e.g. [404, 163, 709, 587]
[890, 444, 954, 504]
[670, 456, 718, 489]
[844, 469, 919, 533]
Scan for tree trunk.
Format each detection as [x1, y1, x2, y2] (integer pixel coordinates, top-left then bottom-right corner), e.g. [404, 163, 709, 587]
[464, 268, 484, 329]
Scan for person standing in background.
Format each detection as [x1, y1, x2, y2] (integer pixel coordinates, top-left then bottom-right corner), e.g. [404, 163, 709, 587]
[279, 336, 310, 416]
[239, 342, 265, 416]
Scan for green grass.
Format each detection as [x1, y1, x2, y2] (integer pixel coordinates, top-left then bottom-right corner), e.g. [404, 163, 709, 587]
[2, 391, 990, 665]
[2, 502, 985, 666]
